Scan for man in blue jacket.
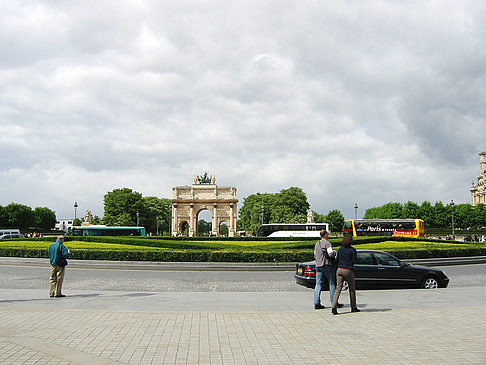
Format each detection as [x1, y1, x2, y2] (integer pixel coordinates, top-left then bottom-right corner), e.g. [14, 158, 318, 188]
[48, 235, 70, 297]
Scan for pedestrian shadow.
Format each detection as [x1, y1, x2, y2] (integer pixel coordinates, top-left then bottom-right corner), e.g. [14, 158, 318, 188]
[336, 308, 392, 314]
[356, 308, 392, 313]
[0, 293, 101, 304]
[334, 304, 392, 313]
[118, 292, 156, 297]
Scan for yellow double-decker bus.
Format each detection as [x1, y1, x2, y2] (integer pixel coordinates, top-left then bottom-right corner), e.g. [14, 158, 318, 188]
[343, 219, 425, 238]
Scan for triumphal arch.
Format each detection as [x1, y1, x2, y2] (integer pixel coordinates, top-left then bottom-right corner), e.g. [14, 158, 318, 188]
[171, 173, 238, 237]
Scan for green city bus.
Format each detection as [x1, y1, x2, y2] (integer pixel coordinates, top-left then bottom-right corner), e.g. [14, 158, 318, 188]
[71, 225, 146, 237]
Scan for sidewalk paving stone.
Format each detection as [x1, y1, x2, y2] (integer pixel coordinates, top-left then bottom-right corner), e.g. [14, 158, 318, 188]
[0, 287, 485, 364]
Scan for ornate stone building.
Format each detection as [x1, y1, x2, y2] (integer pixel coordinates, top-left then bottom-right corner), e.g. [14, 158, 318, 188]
[171, 175, 238, 237]
[471, 152, 486, 205]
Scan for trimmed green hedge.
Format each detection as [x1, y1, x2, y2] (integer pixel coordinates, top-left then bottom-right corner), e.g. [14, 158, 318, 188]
[1, 235, 485, 262]
[0, 248, 316, 263]
[2, 246, 485, 262]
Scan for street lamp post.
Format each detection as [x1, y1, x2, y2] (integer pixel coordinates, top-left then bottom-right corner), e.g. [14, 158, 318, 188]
[74, 202, 78, 220]
[450, 200, 455, 238]
[260, 205, 265, 226]
[354, 203, 358, 220]
[156, 217, 159, 236]
[136, 212, 139, 227]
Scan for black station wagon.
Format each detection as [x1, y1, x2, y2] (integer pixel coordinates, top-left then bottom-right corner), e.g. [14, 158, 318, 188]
[295, 249, 449, 290]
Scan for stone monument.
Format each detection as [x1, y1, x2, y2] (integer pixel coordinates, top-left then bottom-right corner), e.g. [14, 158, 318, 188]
[171, 174, 238, 237]
[81, 210, 93, 226]
[471, 152, 486, 205]
[306, 209, 315, 223]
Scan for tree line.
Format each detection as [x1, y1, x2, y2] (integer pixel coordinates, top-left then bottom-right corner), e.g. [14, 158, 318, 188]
[0, 187, 346, 235]
[103, 188, 171, 235]
[238, 187, 345, 233]
[0, 203, 56, 230]
[10, 186, 482, 236]
[364, 201, 486, 229]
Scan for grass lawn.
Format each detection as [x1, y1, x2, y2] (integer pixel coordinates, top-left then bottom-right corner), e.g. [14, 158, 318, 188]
[358, 240, 486, 251]
[0, 240, 178, 252]
[2, 238, 485, 252]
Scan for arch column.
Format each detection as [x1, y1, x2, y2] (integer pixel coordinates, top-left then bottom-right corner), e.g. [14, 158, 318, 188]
[189, 204, 195, 237]
[212, 204, 218, 236]
[229, 203, 236, 236]
[172, 204, 176, 234]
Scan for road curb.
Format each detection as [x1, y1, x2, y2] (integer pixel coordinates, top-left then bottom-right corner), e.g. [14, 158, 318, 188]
[0, 256, 485, 271]
[405, 256, 486, 266]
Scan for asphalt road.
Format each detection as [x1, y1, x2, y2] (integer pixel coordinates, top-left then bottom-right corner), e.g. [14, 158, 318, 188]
[0, 261, 484, 292]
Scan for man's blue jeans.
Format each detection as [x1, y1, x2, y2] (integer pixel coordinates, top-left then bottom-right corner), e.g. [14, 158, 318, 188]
[314, 265, 336, 305]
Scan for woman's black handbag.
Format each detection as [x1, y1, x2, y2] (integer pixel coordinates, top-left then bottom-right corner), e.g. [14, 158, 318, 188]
[57, 244, 68, 267]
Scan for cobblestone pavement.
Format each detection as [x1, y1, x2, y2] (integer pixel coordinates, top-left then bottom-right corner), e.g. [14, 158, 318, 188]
[0, 288, 485, 364]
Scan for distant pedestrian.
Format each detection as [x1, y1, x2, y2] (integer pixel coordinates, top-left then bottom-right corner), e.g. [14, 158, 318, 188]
[313, 230, 343, 309]
[332, 235, 360, 315]
[48, 235, 70, 298]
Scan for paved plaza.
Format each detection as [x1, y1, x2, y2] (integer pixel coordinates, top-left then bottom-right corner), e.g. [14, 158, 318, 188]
[0, 285, 485, 364]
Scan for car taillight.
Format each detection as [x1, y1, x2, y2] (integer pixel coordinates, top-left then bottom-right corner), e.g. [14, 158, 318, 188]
[303, 267, 315, 277]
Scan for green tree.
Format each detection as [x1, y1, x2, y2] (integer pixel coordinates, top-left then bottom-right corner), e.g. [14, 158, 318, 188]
[454, 204, 473, 230]
[402, 201, 420, 219]
[324, 209, 345, 233]
[140, 196, 171, 235]
[363, 206, 381, 219]
[103, 188, 143, 226]
[381, 202, 403, 219]
[433, 201, 450, 228]
[219, 223, 229, 236]
[4, 203, 34, 230]
[113, 212, 135, 226]
[419, 201, 435, 226]
[91, 215, 103, 225]
[0, 205, 7, 227]
[473, 204, 486, 228]
[271, 187, 309, 223]
[238, 193, 274, 232]
[197, 219, 212, 236]
[364, 200, 486, 230]
[313, 211, 327, 223]
[32, 207, 56, 230]
[238, 187, 310, 232]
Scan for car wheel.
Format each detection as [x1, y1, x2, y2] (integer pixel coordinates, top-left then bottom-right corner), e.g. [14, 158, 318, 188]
[422, 276, 439, 289]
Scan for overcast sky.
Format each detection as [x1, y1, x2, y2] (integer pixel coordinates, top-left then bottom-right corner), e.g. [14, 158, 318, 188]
[1, 1, 485, 220]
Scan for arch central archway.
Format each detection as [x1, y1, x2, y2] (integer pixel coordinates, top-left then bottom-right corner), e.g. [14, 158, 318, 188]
[171, 181, 238, 237]
[196, 209, 213, 236]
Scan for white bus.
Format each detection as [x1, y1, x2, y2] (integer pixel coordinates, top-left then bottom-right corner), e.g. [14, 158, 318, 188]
[0, 229, 22, 239]
[256, 223, 331, 237]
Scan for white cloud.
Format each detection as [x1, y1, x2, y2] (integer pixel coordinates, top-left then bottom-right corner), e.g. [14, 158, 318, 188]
[0, 1, 484, 219]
